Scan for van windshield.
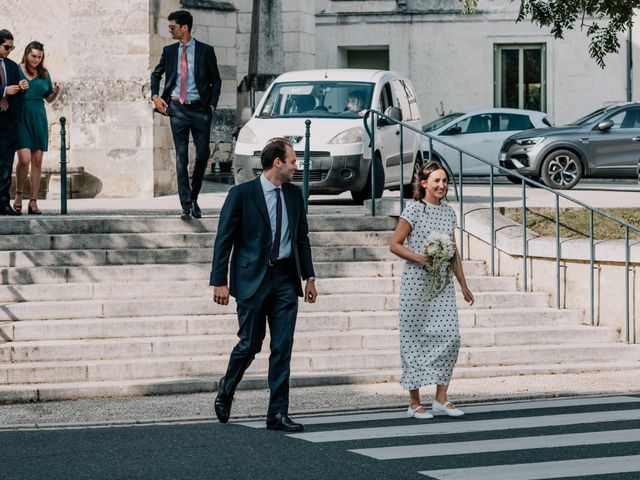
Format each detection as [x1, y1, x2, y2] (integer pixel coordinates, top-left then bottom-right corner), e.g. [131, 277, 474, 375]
[258, 81, 375, 118]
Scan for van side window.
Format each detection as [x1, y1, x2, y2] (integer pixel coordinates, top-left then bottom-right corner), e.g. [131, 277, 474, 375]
[379, 83, 393, 113]
[392, 80, 420, 121]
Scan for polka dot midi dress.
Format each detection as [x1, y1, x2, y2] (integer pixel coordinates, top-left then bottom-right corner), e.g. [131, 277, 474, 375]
[399, 200, 460, 390]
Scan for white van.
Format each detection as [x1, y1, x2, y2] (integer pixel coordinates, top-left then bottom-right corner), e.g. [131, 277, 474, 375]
[233, 69, 424, 203]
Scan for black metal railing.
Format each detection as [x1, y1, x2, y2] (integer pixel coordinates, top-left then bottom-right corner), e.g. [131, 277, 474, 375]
[361, 108, 639, 343]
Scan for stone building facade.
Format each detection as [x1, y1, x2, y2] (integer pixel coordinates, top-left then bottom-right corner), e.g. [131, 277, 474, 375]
[2, 0, 638, 197]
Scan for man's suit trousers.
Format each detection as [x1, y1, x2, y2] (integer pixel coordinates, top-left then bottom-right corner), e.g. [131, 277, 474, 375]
[218, 259, 299, 416]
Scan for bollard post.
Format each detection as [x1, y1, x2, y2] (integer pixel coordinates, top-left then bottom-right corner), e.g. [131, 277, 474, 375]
[60, 117, 67, 215]
[303, 119, 311, 213]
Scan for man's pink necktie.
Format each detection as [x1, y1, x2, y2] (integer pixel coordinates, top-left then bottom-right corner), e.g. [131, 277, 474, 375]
[0, 59, 9, 111]
[179, 45, 187, 104]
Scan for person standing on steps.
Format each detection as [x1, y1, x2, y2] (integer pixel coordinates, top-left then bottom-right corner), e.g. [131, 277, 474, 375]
[15, 41, 60, 215]
[390, 161, 475, 420]
[0, 29, 28, 216]
[210, 137, 317, 432]
[150, 10, 222, 220]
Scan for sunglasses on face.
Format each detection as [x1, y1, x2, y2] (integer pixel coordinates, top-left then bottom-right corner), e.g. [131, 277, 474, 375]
[1, 44, 15, 52]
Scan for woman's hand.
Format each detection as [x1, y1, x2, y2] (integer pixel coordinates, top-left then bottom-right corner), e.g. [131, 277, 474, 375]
[460, 285, 474, 305]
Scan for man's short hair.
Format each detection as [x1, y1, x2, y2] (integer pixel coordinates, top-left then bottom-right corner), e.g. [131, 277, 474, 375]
[0, 30, 14, 44]
[261, 137, 293, 170]
[168, 10, 193, 32]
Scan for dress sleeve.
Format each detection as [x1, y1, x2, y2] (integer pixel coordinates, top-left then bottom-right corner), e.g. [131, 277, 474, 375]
[43, 75, 53, 98]
[400, 201, 418, 227]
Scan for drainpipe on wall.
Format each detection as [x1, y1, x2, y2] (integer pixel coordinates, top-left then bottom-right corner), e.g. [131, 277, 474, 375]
[627, 26, 633, 102]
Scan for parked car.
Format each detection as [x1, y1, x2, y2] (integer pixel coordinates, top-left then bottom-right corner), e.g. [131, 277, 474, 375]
[421, 108, 550, 176]
[234, 69, 424, 203]
[500, 102, 640, 189]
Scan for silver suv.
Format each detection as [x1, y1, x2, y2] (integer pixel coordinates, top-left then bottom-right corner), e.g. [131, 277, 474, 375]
[500, 103, 640, 189]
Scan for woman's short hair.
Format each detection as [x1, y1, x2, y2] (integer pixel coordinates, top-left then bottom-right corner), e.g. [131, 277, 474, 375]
[261, 137, 294, 170]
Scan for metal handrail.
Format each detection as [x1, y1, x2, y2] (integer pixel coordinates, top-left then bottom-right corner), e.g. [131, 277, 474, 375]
[362, 108, 639, 343]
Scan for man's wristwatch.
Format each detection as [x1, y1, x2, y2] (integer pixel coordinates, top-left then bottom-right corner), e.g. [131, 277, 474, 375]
[306, 277, 316, 282]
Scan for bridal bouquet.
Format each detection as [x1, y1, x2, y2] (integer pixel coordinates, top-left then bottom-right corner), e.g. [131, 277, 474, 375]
[422, 232, 456, 300]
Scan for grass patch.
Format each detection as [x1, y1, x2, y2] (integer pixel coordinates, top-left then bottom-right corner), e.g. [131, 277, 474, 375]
[503, 208, 640, 240]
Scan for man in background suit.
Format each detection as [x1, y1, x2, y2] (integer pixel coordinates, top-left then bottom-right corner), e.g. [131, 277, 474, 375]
[0, 29, 28, 216]
[151, 10, 222, 220]
[210, 137, 317, 432]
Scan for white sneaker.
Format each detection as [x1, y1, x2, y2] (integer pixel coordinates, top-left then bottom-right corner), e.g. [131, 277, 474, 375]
[432, 400, 464, 417]
[406, 405, 434, 419]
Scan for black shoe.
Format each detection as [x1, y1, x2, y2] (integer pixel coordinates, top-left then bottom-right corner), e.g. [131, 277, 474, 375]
[0, 204, 20, 216]
[214, 393, 231, 424]
[266, 413, 304, 432]
[180, 208, 192, 220]
[191, 200, 202, 218]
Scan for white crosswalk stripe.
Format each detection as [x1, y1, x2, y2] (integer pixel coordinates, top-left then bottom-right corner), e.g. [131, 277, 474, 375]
[419, 455, 640, 480]
[236, 395, 640, 479]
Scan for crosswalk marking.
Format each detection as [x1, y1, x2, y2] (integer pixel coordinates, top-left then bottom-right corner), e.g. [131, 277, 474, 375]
[349, 428, 640, 459]
[287, 408, 640, 442]
[236, 395, 639, 429]
[419, 455, 640, 480]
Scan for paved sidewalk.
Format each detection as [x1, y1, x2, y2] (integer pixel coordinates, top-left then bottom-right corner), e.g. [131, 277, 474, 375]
[1, 370, 639, 427]
[21, 179, 640, 216]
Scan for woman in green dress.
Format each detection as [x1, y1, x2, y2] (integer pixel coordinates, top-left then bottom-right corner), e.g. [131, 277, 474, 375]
[14, 41, 59, 214]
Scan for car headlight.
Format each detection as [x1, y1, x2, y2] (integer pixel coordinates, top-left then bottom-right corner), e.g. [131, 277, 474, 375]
[329, 127, 364, 144]
[237, 126, 258, 144]
[515, 137, 545, 146]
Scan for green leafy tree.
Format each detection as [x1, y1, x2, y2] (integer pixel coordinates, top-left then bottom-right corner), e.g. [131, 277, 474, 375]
[461, 1, 637, 68]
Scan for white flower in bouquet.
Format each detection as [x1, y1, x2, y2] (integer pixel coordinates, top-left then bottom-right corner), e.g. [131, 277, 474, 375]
[422, 231, 456, 300]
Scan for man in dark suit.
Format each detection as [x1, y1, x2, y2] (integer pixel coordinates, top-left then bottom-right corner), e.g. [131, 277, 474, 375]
[210, 137, 317, 432]
[0, 29, 28, 216]
[150, 10, 222, 220]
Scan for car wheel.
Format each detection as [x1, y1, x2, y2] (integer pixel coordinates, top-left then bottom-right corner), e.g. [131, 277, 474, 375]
[540, 150, 583, 190]
[506, 175, 522, 184]
[402, 154, 423, 198]
[351, 155, 385, 204]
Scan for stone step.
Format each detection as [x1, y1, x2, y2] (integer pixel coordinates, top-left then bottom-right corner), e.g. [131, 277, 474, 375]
[0, 260, 487, 285]
[1, 344, 638, 384]
[2, 360, 640, 402]
[0, 215, 398, 235]
[0, 275, 516, 303]
[1, 308, 584, 341]
[0, 246, 411, 268]
[0, 231, 392, 252]
[0, 292, 549, 321]
[0, 326, 619, 363]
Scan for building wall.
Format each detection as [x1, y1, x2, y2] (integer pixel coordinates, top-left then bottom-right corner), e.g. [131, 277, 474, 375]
[5, 0, 155, 198]
[316, 0, 633, 126]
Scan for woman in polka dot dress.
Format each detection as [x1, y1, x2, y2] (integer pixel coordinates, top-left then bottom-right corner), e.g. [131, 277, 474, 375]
[390, 162, 475, 419]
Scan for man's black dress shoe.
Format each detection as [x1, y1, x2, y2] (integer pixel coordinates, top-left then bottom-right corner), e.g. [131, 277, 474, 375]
[180, 208, 192, 220]
[214, 394, 231, 424]
[0, 204, 20, 216]
[266, 413, 304, 432]
[191, 200, 202, 218]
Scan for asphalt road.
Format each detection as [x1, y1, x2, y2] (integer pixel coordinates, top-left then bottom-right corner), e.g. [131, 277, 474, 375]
[3, 394, 640, 480]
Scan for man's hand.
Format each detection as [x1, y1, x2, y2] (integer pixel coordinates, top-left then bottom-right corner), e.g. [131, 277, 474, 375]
[152, 95, 168, 115]
[6, 85, 21, 95]
[210, 105, 216, 115]
[304, 280, 317, 303]
[213, 285, 230, 305]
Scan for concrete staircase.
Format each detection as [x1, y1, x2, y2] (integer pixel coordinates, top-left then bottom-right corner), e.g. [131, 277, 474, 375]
[0, 214, 638, 402]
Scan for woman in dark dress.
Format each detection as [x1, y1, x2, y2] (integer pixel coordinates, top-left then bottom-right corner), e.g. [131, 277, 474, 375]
[14, 41, 59, 214]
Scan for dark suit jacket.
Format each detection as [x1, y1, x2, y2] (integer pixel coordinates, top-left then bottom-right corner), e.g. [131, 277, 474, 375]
[150, 39, 222, 110]
[210, 177, 315, 301]
[0, 57, 23, 130]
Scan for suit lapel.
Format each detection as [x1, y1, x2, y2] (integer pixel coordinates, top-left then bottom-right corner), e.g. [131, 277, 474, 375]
[193, 39, 201, 77]
[251, 177, 271, 228]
